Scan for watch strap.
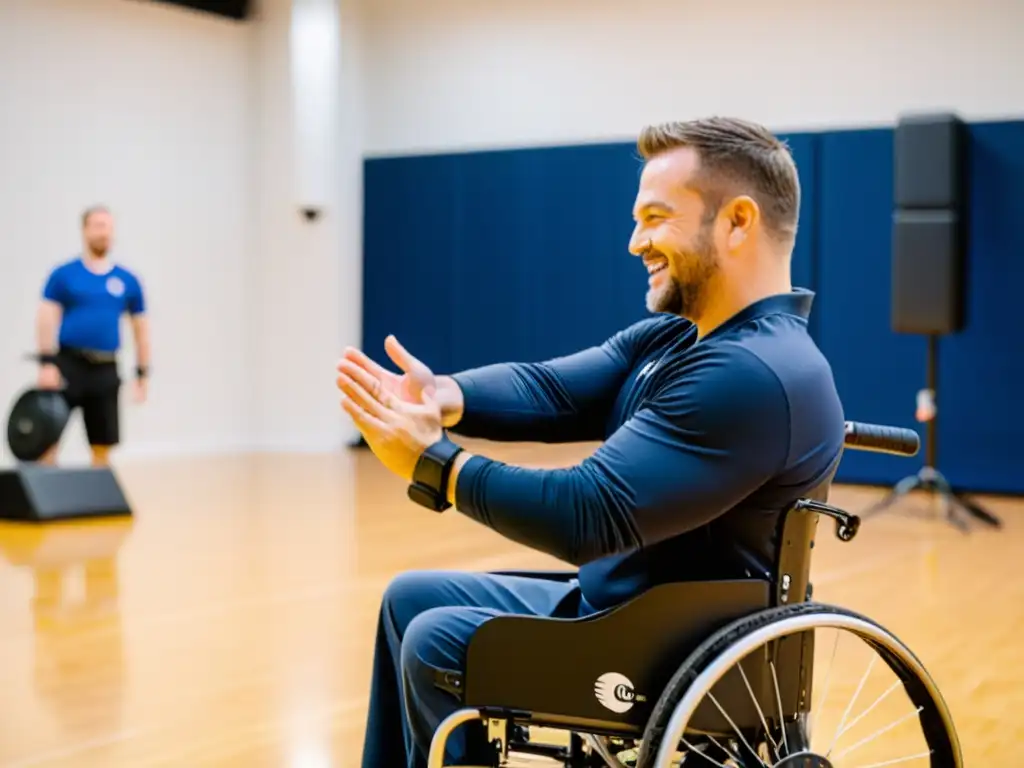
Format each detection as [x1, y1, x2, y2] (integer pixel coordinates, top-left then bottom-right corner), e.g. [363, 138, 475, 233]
[408, 434, 463, 512]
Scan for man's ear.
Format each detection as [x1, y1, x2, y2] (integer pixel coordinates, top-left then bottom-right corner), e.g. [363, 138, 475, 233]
[724, 196, 759, 250]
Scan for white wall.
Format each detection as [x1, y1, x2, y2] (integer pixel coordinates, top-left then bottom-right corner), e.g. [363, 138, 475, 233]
[0, 0, 364, 466]
[361, 0, 1024, 156]
[0, 0, 254, 465]
[249, 0, 364, 452]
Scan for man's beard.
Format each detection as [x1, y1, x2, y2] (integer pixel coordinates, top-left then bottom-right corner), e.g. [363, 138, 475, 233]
[87, 240, 109, 257]
[645, 225, 719, 318]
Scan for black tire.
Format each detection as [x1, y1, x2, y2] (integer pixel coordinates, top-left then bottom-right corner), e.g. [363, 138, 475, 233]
[635, 602, 961, 768]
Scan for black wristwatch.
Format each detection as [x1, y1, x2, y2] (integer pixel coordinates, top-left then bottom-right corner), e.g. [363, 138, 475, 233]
[407, 433, 464, 512]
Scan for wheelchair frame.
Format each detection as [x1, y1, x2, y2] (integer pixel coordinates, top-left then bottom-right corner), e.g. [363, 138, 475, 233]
[426, 422, 963, 768]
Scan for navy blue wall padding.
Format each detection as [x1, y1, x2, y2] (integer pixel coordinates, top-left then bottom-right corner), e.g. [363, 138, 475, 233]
[362, 120, 1024, 494]
[364, 142, 651, 377]
[449, 143, 650, 370]
[362, 153, 459, 376]
[781, 133, 820, 336]
[935, 121, 1024, 494]
[815, 129, 930, 485]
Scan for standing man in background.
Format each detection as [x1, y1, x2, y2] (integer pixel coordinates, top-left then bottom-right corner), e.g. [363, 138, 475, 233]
[35, 205, 150, 467]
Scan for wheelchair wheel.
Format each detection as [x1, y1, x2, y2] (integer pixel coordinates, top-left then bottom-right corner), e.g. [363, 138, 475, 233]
[636, 603, 962, 768]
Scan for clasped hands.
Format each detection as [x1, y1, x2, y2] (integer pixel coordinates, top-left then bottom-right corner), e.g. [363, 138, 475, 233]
[336, 335, 444, 483]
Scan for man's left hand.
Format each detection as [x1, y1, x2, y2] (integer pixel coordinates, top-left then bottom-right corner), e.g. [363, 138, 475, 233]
[133, 378, 148, 404]
[337, 358, 444, 482]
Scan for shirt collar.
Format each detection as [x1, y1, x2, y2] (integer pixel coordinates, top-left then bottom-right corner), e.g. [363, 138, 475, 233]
[703, 287, 815, 341]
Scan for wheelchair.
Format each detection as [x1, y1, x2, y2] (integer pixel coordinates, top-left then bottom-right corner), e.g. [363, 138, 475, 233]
[428, 422, 962, 768]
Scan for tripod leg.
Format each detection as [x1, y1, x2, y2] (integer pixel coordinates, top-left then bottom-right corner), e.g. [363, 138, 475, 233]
[951, 490, 1003, 529]
[864, 475, 929, 518]
[943, 497, 971, 533]
[921, 470, 971, 532]
[862, 473, 925, 518]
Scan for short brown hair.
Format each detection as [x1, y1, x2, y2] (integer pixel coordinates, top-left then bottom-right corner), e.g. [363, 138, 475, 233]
[637, 117, 800, 244]
[81, 204, 111, 227]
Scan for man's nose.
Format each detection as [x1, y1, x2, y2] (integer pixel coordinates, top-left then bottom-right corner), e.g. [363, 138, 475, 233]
[628, 228, 651, 257]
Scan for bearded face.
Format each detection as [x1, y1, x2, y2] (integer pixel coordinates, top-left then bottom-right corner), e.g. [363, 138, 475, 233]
[83, 210, 114, 257]
[642, 215, 720, 318]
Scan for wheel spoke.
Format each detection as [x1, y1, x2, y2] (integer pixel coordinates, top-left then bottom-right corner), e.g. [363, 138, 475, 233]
[680, 738, 732, 768]
[808, 628, 840, 741]
[768, 660, 790, 758]
[826, 653, 877, 756]
[836, 680, 902, 740]
[705, 733, 741, 764]
[833, 706, 925, 761]
[736, 660, 780, 761]
[706, 691, 769, 768]
[850, 748, 933, 767]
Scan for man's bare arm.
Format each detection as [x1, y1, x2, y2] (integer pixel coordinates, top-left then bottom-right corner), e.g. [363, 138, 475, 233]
[130, 313, 151, 372]
[36, 300, 62, 357]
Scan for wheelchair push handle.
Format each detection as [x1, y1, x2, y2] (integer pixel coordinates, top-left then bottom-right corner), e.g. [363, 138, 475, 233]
[844, 421, 920, 457]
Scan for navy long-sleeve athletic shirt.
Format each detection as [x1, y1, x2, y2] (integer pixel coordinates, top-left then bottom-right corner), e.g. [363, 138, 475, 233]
[449, 290, 846, 611]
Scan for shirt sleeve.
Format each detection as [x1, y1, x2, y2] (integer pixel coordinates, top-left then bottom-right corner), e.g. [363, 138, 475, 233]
[452, 345, 792, 566]
[449, 318, 663, 443]
[42, 268, 67, 305]
[125, 274, 146, 315]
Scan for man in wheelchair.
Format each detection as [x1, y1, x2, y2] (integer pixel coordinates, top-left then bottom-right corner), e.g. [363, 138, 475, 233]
[338, 118, 948, 767]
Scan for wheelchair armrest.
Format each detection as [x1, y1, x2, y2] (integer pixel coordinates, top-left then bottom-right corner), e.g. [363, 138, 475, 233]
[463, 579, 771, 734]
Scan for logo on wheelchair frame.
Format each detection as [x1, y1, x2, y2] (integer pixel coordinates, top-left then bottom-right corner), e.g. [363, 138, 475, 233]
[594, 672, 643, 714]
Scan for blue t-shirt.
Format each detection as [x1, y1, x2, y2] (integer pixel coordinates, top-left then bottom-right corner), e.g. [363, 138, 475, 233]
[449, 289, 846, 611]
[42, 257, 146, 353]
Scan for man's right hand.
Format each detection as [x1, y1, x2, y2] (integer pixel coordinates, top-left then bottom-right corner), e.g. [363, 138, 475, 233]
[38, 363, 62, 390]
[339, 335, 464, 428]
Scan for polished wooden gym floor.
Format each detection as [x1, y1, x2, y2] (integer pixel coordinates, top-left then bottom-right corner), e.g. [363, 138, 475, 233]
[0, 440, 1020, 767]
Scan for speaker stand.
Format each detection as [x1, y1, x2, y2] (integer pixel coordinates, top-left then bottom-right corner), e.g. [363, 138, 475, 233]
[861, 334, 1002, 531]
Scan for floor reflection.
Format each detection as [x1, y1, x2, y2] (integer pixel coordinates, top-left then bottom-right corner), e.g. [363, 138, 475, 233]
[0, 518, 134, 739]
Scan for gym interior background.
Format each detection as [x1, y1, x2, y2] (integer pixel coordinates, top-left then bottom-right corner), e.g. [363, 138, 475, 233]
[0, 0, 1021, 765]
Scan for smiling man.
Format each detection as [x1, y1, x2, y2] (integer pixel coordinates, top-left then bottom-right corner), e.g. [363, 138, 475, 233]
[340, 116, 847, 768]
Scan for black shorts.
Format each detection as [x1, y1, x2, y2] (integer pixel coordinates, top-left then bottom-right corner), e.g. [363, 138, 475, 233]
[54, 347, 121, 447]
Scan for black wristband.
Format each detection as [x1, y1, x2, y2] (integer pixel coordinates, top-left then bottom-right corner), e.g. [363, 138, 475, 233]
[136, 366, 149, 379]
[408, 434, 463, 512]
[38, 353, 58, 366]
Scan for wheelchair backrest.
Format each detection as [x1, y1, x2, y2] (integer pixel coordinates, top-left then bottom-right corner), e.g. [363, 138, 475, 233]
[772, 454, 841, 606]
[717, 449, 841, 596]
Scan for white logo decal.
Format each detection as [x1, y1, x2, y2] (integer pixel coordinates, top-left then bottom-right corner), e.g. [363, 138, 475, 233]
[638, 360, 657, 379]
[594, 672, 636, 713]
[106, 276, 125, 297]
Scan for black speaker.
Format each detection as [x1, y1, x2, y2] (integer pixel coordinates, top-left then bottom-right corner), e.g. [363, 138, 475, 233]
[891, 112, 969, 335]
[891, 210, 964, 335]
[869, 114, 1001, 531]
[0, 465, 132, 523]
[894, 113, 967, 210]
